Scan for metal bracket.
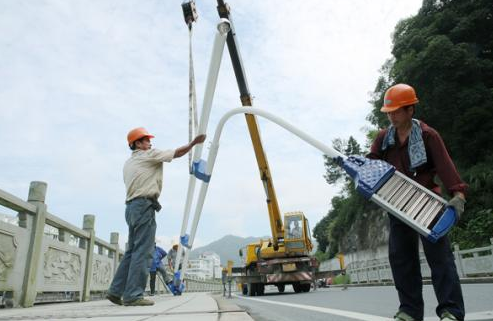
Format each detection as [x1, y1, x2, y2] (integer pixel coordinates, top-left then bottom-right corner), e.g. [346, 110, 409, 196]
[182, 0, 198, 27]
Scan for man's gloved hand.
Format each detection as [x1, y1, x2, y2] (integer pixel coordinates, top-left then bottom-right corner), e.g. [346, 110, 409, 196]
[447, 195, 466, 221]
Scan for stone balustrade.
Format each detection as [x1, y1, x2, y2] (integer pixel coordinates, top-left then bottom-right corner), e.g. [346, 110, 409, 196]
[0, 182, 236, 308]
[0, 181, 123, 308]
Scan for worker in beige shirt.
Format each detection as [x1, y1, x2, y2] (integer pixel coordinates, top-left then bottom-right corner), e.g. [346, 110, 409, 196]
[107, 127, 205, 307]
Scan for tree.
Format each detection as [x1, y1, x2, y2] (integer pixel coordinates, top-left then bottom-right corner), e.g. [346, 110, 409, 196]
[323, 136, 362, 185]
[315, 137, 365, 258]
[313, 215, 331, 253]
[315, 0, 493, 259]
[368, 0, 493, 247]
[369, 0, 493, 168]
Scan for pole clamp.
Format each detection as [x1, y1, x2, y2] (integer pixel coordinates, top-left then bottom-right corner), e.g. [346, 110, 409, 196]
[182, 0, 198, 28]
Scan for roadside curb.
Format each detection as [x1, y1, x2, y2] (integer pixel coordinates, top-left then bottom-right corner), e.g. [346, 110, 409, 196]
[458, 276, 493, 284]
[327, 276, 493, 288]
[212, 294, 254, 321]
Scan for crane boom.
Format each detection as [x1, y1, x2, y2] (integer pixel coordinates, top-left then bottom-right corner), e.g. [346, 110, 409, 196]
[217, 0, 283, 249]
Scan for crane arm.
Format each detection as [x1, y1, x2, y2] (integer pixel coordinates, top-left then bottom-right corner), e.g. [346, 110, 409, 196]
[217, 0, 283, 249]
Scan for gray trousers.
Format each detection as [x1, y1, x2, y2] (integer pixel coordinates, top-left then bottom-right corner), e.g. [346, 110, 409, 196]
[149, 266, 172, 294]
[108, 198, 157, 303]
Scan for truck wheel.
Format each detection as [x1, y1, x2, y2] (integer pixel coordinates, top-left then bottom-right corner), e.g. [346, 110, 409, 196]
[293, 283, 302, 293]
[302, 283, 311, 292]
[257, 284, 265, 296]
[246, 269, 257, 296]
[247, 283, 256, 296]
[277, 284, 285, 293]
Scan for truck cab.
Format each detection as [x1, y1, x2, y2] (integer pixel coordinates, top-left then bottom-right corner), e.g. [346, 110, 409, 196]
[284, 212, 313, 256]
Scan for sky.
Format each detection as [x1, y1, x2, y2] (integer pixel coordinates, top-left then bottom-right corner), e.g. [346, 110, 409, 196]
[0, 0, 422, 250]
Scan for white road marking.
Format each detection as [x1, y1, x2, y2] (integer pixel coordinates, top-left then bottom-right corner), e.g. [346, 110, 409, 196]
[465, 311, 493, 321]
[234, 294, 392, 321]
[424, 310, 493, 321]
[235, 295, 493, 321]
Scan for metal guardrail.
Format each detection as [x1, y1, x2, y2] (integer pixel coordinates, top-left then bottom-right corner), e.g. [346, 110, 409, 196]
[345, 239, 493, 284]
[184, 276, 237, 293]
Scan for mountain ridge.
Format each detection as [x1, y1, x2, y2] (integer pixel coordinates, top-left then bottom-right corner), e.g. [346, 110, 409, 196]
[190, 234, 318, 266]
[190, 234, 268, 266]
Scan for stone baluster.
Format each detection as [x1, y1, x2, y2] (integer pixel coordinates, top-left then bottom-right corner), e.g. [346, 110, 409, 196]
[110, 232, 119, 276]
[82, 214, 95, 302]
[20, 181, 48, 307]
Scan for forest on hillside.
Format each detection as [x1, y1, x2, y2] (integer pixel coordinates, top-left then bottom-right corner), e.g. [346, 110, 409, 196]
[314, 0, 493, 260]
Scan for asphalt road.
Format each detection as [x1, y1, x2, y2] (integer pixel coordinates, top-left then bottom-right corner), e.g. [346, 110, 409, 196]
[231, 284, 493, 321]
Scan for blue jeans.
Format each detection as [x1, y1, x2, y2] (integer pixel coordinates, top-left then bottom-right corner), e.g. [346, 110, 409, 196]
[388, 214, 465, 321]
[108, 198, 157, 303]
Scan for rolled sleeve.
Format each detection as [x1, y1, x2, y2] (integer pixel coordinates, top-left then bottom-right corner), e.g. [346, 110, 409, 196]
[367, 130, 386, 160]
[147, 149, 174, 163]
[426, 129, 468, 196]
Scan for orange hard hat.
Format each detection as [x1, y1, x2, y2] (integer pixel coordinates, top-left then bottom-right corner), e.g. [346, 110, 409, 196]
[127, 127, 155, 146]
[381, 84, 419, 112]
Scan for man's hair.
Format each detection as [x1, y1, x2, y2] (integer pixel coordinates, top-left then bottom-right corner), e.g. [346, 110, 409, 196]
[404, 104, 416, 117]
[129, 137, 147, 150]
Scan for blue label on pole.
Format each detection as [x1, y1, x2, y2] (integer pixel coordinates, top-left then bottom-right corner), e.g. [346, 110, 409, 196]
[180, 234, 191, 249]
[192, 159, 211, 182]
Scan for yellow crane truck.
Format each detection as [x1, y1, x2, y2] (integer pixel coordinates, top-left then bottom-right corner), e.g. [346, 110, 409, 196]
[238, 211, 319, 295]
[216, 0, 329, 295]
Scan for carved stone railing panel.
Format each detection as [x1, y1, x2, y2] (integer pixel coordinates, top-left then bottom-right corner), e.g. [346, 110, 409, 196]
[43, 247, 82, 285]
[1, 183, 124, 308]
[39, 240, 86, 293]
[90, 254, 113, 291]
[0, 229, 18, 282]
[0, 223, 29, 295]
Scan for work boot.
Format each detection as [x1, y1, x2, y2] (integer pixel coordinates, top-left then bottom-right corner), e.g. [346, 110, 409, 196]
[394, 311, 421, 321]
[123, 298, 155, 306]
[106, 293, 122, 306]
[440, 311, 459, 320]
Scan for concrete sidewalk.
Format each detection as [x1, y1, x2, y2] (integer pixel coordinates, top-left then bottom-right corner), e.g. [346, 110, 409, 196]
[0, 292, 253, 321]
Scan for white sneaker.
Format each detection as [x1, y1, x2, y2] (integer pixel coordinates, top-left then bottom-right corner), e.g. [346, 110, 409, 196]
[394, 311, 421, 321]
[440, 311, 459, 321]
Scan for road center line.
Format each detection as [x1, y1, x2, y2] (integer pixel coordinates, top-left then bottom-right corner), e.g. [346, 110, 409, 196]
[234, 294, 392, 321]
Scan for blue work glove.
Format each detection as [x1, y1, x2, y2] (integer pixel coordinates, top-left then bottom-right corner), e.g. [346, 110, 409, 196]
[447, 195, 465, 222]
